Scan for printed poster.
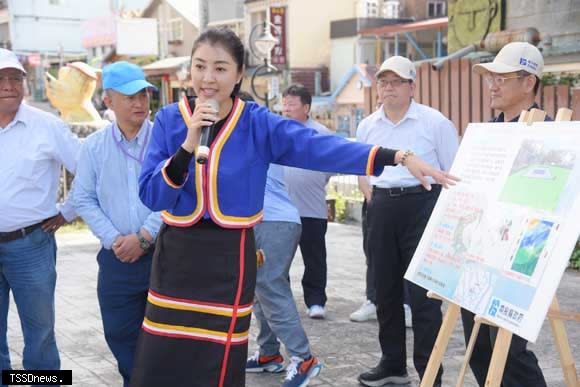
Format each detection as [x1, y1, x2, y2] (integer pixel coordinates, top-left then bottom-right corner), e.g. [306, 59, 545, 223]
[405, 121, 580, 342]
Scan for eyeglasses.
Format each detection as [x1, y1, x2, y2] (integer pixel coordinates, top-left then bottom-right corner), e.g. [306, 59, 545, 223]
[0, 75, 24, 83]
[376, 78, 411, 88]
[483, 74, 524, 87]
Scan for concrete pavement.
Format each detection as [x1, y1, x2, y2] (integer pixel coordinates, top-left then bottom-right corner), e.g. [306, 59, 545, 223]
[5, 223, 580, 386]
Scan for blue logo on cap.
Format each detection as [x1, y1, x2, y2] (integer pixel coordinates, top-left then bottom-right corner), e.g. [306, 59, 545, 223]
[519, 57, 537, 71]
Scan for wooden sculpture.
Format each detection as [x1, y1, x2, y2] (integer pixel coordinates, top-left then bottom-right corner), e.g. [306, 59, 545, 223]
[46, 62, 104, 123]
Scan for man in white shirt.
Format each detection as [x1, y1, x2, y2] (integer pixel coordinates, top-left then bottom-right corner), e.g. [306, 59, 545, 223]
[0, 48, 80, 378]
[356, 56, 458, 387]
[282, 85, 333, 319]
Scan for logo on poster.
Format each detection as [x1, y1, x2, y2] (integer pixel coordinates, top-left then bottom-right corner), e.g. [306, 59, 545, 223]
[488, 298, 525, 326]
[488, 298, 500, 316]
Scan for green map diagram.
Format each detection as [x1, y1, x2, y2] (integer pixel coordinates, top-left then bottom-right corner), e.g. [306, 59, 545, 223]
[499, 139, 576, 212]
[499, 165, 571, 211]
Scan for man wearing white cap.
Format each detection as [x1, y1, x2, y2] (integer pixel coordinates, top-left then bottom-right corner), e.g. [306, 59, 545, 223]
[356, 56, 458, 386]
[72, 61, 161, 387]
[473, 41, 545, 123]
[463, 42, 548, 387]
[0, 48, 80, 380]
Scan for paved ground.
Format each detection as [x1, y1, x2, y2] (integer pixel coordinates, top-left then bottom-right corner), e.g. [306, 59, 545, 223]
[6, 223, 580, 386]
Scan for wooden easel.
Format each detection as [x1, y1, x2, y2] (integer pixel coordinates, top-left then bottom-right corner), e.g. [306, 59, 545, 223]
[419, 107, 580, 387]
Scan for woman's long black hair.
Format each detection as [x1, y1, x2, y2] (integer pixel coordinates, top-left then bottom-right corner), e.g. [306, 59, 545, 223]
[190, 28, 245, 97]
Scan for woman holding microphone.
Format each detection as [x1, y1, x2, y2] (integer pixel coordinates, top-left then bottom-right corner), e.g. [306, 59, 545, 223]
[131, 27, 458, 387]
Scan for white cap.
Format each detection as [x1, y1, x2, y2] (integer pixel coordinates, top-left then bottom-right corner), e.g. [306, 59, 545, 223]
[376, 56, 416, 81]
[473, 42, 543, 77]
[0, 48, 26, 74]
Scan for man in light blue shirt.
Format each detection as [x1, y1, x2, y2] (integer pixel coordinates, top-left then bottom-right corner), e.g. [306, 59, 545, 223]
[72, 61, 160, 387]
[356, 56, 458, 387]
[246, 164, 322, 387]
[0, 48, 80, 384]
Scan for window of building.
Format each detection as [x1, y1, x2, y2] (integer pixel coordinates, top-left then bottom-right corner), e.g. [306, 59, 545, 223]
[353, 108, 365, 131]
[367, 0, 379, 17]
[427, 1, 446, 17]
[49, 0, 64, 5]
[336, 115, 351, 136]
[358, 39, 376, 65]
[383, 0, 400, 18]
[358, 0, 379, 17]
[168, 18, 183, 42]
[208, 20, 244, 41]
[386, 40, 408, 57]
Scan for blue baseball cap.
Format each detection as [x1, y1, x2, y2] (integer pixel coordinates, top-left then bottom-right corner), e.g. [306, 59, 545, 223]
[102, 61, 157, 95]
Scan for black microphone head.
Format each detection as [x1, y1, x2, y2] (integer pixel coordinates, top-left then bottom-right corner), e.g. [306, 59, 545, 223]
[206, 99, 219, 113]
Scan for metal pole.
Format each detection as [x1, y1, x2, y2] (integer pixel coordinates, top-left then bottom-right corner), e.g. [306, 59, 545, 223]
[264, 57, 269, 109]
[199, 0, 209, 32]
[159, 2, 168, 59]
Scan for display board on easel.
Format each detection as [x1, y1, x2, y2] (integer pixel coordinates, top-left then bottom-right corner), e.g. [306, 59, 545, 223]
[404, 108, 580, 386]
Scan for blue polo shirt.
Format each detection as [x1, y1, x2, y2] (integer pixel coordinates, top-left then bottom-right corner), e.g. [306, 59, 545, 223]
[262, 164, 301, 224]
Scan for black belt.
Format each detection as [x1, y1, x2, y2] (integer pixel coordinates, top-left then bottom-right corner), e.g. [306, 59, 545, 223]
[372, 184, 441, 197]
[0, 221, 43, 243]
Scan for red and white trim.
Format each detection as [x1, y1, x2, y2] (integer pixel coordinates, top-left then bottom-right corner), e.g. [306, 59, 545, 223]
[147, 290, 252, 317]
[142, 317, 249, 345]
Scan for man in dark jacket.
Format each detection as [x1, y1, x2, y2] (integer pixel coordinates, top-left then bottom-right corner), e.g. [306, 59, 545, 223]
[463, 41, 549, 387]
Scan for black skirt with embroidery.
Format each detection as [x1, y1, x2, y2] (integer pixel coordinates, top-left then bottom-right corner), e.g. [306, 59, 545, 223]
[130, 221, 257, 387]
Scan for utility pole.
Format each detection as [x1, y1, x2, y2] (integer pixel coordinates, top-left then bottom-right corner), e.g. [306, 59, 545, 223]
[159, 2, 168, 59]
[199, 0, 209, 32]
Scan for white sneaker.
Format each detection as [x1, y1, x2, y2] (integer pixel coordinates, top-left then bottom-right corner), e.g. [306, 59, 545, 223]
[404, 304, 412, 328]
[349, 300, 377, 322]
[308, 305, 326, 319]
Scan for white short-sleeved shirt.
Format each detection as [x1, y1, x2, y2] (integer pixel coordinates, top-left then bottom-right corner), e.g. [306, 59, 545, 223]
[356, 100, 459, 188]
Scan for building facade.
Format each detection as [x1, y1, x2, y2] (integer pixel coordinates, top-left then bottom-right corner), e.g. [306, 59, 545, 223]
[0, 0, 112, 100]
[245, 0, 362, 97]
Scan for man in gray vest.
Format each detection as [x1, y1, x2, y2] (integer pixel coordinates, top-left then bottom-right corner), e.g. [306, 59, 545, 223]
[282, 84, 333, 319]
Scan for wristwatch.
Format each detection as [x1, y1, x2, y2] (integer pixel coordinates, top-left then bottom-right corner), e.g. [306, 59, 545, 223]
[400, 149, 415, 166]
[137, 230, 152, 251]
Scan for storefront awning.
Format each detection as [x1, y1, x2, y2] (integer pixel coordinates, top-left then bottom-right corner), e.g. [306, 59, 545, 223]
[142, 56, 190, 77]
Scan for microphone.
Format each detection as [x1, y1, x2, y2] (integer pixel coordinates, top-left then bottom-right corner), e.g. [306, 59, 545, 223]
[196, 99, 219, 164]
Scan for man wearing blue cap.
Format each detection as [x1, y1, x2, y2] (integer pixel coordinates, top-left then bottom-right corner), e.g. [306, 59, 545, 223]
[72, 61, 161, 386]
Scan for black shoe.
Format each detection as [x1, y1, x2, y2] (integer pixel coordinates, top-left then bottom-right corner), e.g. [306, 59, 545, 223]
[358, 363, 409, 386]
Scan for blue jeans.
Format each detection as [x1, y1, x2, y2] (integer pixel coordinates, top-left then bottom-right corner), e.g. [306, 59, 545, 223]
[0, 228, 60, 387]
[97, 248, 151, 387]
[253, 222, 311, 359]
